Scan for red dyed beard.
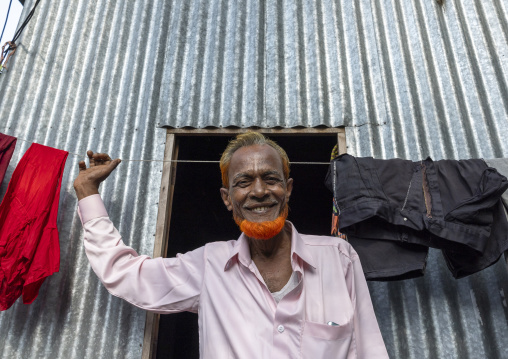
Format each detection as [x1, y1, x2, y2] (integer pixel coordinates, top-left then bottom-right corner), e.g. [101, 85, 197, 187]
[234, 205, 289, 240]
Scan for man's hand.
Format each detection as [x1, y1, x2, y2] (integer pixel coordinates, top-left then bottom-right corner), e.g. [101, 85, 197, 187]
[73, 150, 121, 201]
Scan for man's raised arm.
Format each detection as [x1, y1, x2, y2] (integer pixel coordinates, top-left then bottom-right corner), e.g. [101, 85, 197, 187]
[74, 151, 204, 314]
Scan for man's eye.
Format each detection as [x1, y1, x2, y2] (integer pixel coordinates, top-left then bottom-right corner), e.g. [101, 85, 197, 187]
[266, 178, 280, 184]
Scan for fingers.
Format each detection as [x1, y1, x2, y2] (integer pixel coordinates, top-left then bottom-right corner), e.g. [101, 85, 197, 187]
[110, 158, 122, 170]
[76, 152, 121, 193]
[87, 151, 114, 167]
[99, 158, 121, 180]
[93, 152, 112, 165]
[87, 150, 95, 167]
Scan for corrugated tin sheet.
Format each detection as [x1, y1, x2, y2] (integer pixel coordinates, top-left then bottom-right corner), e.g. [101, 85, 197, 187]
[157, 0, 508, 134]
[157, 0, 387, 128]
[345, 0, 508, 161]
[0, 0, 507, 358]
[344, 1, 508, 358]
[0, 0, 167, 358]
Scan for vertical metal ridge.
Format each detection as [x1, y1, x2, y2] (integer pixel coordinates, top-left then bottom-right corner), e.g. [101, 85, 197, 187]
[474, 0, 508, 156]
[218, 1, 240, 128]
[295, 0, 309, 126]
[314, 0, 331, 127]
[305, 0, 321, 128]
[155, 1, 180, 128]
[265, 0, 280, 126]
[188, 1, 211, 129]
[395, 1, 430, 158]
[276, 0, 286, 126]
[320, 0, 341, 127]
[407, 0, 445, 159]
[493, 0, 508, 49]
[374, 2, 411, 159]
[195, 1, 216, 128]
[411, 0, 451, 159]
[452, 0, 503, 158]
[279, 0, 295, 128]
[164, 1, 187, 128]
[232, 0, 249, 126]
[256, 0, 266, 127]
[209, 0, 228, 128]
[353, 0, 374, 126]
[370, 1, 401, 158]
[174, 0, 204, 129]
[238, 1, 259, 127]
[475, 0, 508, 109]
[437, 4, 479, 158]
[333, 0, 351, 124]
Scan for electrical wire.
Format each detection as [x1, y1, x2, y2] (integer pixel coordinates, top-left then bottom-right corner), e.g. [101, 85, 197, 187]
[0, 0, 13, 44]
[2, 0, 42, 60]
[11, 0, 41, 43]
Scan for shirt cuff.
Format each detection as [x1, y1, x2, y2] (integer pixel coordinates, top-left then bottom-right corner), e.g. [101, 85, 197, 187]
[78, 194, 109, 224]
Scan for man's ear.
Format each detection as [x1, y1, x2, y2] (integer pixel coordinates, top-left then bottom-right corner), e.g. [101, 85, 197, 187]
[220, 188, 233, 211]
[285, 178, 294, 203]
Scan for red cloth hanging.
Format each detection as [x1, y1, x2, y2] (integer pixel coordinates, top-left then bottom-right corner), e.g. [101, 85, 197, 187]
[0, 143, 68, 310]
[0, 133, 17, 186]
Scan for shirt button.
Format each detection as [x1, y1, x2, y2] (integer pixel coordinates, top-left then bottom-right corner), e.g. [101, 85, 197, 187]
[403, 217, 407, 221]
[277, 325, 285, 333]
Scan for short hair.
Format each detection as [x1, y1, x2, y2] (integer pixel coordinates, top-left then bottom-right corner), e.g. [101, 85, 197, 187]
[220, 132, 290, 188]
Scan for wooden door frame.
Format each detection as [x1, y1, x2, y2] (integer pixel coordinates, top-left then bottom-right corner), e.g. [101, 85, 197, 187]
[141, 127, 346, 359]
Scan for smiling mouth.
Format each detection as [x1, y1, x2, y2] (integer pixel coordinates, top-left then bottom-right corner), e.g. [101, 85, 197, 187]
[245, 203, 277, 213]
[251, 206, 271, 213]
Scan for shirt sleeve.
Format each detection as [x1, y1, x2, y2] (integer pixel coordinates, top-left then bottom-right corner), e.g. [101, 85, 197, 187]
[79, 194, 205, 314]
[348, 250, 389, 359]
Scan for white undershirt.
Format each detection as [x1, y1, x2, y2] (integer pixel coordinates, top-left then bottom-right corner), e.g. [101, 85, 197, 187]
[271, 271, 299, 304]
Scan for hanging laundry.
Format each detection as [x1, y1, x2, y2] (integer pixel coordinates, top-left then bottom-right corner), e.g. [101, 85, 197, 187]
[328, 149, 428, 281]
[346, 233, 429, 281]
[485, 158, 508, 211]
[0, 133, 17, 186]
[441, 200, 508, 278]
[325, 154, 508, 279]
[0, 143, 68, 310]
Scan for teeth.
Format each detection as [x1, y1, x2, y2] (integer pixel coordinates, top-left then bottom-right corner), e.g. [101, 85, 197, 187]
[252, 207, 269, 213]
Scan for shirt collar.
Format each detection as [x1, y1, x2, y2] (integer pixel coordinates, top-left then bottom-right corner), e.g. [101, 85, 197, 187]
[224, 221, 316, 271]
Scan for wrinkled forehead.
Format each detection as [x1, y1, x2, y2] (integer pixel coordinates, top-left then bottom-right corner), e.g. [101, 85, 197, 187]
[228, 144, 284, 177]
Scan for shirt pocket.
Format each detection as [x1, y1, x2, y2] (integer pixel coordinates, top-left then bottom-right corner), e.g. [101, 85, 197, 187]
[300, 320, 354, 358]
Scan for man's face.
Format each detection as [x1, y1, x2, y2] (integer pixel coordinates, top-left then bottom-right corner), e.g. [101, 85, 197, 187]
[220, 144, 293, 223]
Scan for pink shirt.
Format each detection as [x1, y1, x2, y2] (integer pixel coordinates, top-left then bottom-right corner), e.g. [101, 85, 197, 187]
[79, 195, 388, 358]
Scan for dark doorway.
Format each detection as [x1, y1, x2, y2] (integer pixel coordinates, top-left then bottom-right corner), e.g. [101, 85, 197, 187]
[156, 134, 337, 358]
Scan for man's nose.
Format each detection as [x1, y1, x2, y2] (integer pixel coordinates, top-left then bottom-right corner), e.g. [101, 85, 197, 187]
[250, 178, 269, 198]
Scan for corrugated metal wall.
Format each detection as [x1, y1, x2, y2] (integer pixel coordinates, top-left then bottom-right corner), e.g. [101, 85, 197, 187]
[0, 0, 507, 358]
[0, 0, 167, 358]
[345, 1, 508, 358]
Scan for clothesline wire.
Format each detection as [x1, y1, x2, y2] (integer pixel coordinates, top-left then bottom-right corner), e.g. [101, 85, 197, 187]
[15, 137, 331, 165]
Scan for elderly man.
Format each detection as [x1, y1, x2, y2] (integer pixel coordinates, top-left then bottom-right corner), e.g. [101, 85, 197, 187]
[74, 132, 388, 358]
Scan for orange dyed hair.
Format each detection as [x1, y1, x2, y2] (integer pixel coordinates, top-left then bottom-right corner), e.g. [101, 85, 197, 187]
[220, 132, 290, 188]
[235, 204, 289, 240]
